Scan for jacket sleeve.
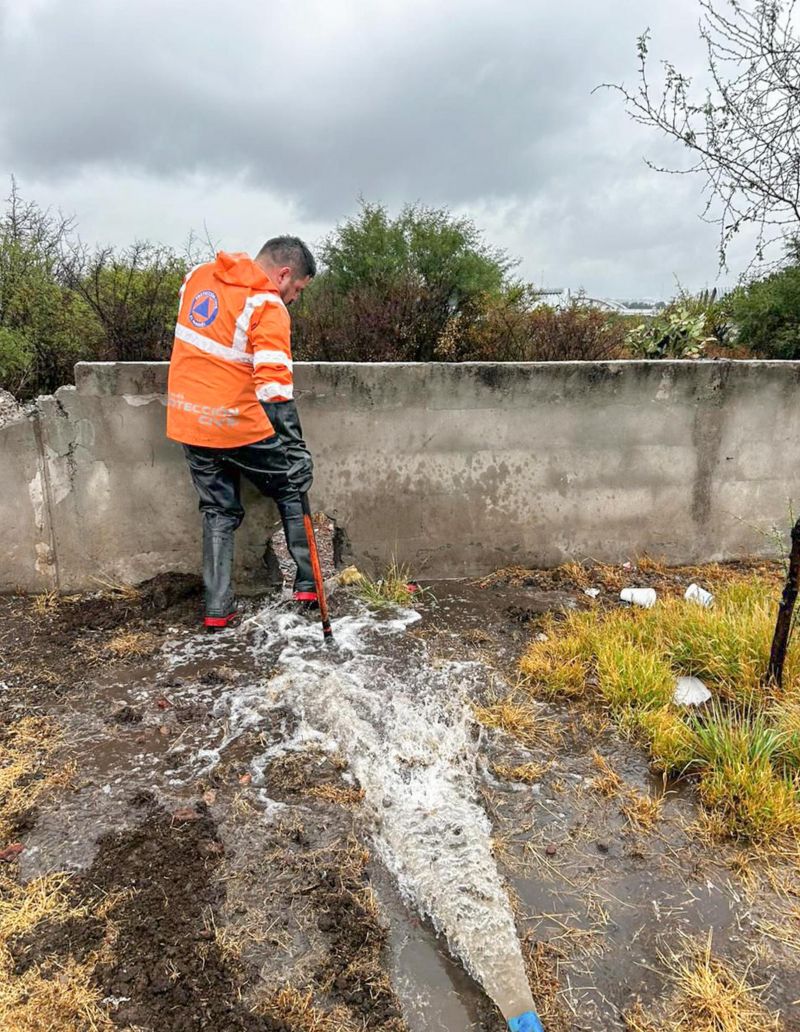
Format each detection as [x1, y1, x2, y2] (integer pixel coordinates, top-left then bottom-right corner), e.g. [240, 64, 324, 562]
[250, 302, 294, 403]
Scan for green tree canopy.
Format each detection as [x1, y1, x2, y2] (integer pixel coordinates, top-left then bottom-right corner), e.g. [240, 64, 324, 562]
[319, 201, 515, 303]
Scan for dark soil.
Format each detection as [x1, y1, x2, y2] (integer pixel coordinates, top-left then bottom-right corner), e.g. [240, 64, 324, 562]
[11, 796, 292, 1032]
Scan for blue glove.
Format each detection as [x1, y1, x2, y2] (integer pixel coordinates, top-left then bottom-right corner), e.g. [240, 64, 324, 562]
[508, 1011, 544, 1032]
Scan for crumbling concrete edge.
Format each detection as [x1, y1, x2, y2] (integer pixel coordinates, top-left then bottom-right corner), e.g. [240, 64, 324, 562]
[29, 406, 60, 590]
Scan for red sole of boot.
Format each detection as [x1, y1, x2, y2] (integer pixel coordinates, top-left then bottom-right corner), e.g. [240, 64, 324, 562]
[204, 613, 237, 630]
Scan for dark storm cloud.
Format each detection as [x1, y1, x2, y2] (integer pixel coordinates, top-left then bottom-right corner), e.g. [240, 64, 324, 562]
[2, 0, 745, 295]
[0, 0, 688, 219]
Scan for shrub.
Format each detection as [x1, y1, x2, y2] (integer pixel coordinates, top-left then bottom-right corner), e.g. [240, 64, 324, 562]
[63, 242, 189, 363]
[627, 299, 717, 358]
[450, 297, 628, 362]
[725, 260, 800, 358]
[292, 200, 515, 362]
[0, 183, 104, 398]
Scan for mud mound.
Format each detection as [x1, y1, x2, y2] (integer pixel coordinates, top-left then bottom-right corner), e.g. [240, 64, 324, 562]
[60, 573, 203, 632]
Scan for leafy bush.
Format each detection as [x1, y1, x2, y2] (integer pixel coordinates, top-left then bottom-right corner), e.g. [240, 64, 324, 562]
[446, 297, 628, 362]
[625, 288, 738, 359]
[293, 200, 514, 362]
[627, 301, 715, 359]
[0, 185, 104, 397]
[725, 261, 800, 359]
[63, 242, 189, 363]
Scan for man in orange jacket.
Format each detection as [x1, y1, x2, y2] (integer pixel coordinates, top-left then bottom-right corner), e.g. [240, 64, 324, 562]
[166, 236, 317, 629]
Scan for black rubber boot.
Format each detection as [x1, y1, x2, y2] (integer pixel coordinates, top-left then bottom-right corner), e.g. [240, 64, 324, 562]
[202, 518, 237, 629]
[277, 499, 316, 601]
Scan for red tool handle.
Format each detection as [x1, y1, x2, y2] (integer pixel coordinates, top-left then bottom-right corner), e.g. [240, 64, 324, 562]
[301, 493, 333, 643]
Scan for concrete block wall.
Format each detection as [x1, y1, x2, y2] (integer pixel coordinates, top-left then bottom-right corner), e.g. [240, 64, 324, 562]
[3, 360, 800, 592]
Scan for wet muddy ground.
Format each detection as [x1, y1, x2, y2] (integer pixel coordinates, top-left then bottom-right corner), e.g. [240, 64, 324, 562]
[1, 556, 799, 1032]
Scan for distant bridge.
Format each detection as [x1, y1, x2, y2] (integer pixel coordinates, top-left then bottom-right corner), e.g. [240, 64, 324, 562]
[530, 288, 661, 317]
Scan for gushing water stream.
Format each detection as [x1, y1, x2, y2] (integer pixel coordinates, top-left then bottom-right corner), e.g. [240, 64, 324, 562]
[233, 604, 538, 1023]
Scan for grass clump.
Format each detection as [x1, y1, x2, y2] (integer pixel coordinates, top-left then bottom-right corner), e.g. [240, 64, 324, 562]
[519, 575, 800, 842]
[688, 705, 798, 841]
[621, 791, 664, 830]
[492, 760, 551, 784]
[519, 626, 590, 698]
[255, 986, 361, 1032]
[102, 629, 158, 659]
[473, 695, 555, 750]
[589, 752, 624, 798]
[625, 932, 781, 1032]
[351, 561, 433, 610]
[0, 955, 116, 1032]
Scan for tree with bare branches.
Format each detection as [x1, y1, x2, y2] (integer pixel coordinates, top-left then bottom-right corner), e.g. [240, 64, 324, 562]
[603, 0, 800, 266]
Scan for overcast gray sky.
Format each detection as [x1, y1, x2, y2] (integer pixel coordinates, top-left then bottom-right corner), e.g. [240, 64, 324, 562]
[0, 0, 763, 298]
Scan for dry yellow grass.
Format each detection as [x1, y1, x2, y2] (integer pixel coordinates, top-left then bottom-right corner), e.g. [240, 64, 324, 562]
[624, 932, 782, 1032]
[91, 576, 143, 601]
[0, 717, 74, 843]
[755, 901, 800, 956]
[589, 751, 624, 798]
[306, 784, 365, 807]
[102, 629, 158, 659]
[0, 956, 116, 1032]
[0, 718, 125, 1032]
[492, 760, 551, 783]
[621, 791, 664, 830]
[473, 696, 555, 749]
[255, 986, 360, 1032]
[0, 874, 130, 1032]
[31, 590, 61, 617]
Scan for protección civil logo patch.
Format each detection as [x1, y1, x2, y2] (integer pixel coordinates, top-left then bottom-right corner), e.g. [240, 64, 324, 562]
[188, 290, 219, 327]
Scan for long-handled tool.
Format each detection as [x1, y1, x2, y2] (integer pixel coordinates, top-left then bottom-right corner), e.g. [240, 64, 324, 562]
[301, 493, 333, 644]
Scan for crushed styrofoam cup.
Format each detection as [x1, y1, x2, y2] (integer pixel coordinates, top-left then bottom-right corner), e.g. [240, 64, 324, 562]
[673, 676, 711, 706]
[685, 583, 714, 607]
[584, 588, 601, 598]
[620, 587, 657, 608]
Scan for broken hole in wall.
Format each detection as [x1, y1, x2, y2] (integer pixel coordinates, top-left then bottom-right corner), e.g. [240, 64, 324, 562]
[262, 511, 340, 594]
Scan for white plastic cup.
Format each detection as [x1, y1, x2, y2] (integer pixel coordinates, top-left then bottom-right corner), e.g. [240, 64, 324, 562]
[685, 583, 714, 607]
[619, 587, 657, 608]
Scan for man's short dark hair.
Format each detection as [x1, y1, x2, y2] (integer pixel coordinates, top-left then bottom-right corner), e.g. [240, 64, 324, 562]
[256, 236, 316, 278]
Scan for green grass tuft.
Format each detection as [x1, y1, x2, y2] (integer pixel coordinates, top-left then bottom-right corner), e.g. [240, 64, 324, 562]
[351, 562, 434, 610]
[519, 574, 800, 842]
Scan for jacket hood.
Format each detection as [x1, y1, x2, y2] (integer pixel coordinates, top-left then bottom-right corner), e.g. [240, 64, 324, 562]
[213, 251, 276, 290]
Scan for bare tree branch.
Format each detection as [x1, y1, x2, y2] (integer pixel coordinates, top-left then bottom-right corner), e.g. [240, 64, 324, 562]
[598, 0, 800, 267]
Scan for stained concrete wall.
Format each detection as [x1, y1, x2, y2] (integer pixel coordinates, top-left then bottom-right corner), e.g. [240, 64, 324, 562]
[4, 360, 800, 592]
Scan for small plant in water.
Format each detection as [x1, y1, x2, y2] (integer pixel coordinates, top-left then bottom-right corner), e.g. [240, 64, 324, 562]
[352, 561, 434, 610]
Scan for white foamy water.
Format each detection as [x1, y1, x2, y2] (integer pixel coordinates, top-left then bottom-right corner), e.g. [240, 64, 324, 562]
[219, 603, 537, 1020]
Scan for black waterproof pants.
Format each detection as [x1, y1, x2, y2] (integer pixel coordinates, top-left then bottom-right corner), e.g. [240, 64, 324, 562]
[183, 434, 315, 619]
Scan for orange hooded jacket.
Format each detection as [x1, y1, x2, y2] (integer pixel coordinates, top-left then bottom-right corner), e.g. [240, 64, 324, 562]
[166, 252, 294, 448]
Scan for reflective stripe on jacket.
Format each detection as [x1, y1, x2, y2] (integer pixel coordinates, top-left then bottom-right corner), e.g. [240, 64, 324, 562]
[166, 251, 295, 448]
